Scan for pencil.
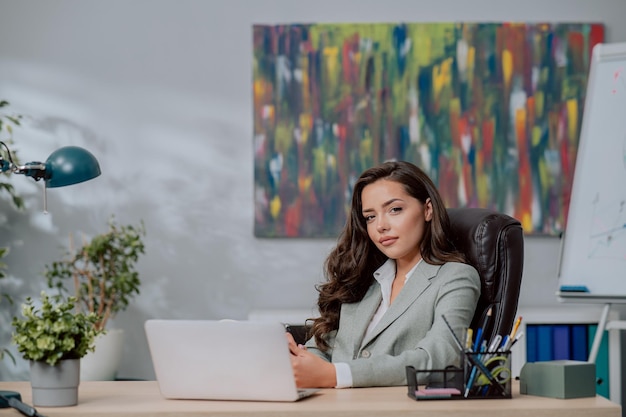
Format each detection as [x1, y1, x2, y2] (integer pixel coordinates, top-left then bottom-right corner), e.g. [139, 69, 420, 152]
[481, 307, 493, 332]
[510, 316, 522, 339]
[473, 307, 492, 351]
[465, 328, 474, 350]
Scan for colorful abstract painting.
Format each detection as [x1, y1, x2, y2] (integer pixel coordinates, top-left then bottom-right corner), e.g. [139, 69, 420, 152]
[252, 22, 604, 237]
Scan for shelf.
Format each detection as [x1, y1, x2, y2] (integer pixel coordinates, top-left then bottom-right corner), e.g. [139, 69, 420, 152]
[514, 306, 621, 404]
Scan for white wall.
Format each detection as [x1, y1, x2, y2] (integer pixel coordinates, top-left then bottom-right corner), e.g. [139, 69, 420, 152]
[0, 0, 625, 381]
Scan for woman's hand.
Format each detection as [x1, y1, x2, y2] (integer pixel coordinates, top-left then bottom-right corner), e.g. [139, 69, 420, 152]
[286, 334, 336, 388]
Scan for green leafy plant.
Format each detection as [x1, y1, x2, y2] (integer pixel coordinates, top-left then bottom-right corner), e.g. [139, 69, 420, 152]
[45, 218, 146, 331]
[0, 100, 24, 364]
[0, 100, 25, 210]
[0, 247, 10, 305]
[0, 246, 15, 364]
[12, 291, 101, 366]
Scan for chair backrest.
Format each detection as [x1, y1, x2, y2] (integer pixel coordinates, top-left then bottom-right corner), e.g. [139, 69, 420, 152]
[446, 208, 524, 343]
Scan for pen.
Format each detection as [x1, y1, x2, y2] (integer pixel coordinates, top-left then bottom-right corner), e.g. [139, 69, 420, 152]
[488, 335, 502, 353]
[504, 328, 525, 351]
[509, 331, 525, 349]
[472, 327, 483, 352]
[464, 364, 480, 397]
[498, 335, 510, 352]
[465, 339, 488, 397]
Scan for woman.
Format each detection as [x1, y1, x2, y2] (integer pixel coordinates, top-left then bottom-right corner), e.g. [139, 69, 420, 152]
[288, 160, 481, 388]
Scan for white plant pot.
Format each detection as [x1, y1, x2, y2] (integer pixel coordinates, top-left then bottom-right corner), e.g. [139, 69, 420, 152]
[80, 328, 124, 381]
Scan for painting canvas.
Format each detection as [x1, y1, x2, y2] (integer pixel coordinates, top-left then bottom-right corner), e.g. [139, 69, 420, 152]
[252, 22, 604, 237]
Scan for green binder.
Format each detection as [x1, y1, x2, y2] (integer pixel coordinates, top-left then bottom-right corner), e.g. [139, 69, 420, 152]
[587, 324, 610, 398]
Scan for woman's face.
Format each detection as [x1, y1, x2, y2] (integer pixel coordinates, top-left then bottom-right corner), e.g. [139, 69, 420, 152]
[361, 179, 432, 267]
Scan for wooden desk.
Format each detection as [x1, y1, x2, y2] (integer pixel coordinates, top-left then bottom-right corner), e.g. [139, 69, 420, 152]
[0, 380, 620, 417]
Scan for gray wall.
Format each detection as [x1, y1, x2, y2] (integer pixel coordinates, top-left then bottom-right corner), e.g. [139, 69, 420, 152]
[0, 0, 625, 383]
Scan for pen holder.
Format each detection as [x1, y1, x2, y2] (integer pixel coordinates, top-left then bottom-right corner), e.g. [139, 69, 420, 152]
[406, 351, 512, 400]
[462, 351, 512, 399]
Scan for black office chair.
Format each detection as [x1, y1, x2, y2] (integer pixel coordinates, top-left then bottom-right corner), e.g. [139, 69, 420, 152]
[447, 207, 524, 344]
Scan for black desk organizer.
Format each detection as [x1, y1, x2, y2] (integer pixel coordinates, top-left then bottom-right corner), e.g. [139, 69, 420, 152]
[406, 351, 512, 400]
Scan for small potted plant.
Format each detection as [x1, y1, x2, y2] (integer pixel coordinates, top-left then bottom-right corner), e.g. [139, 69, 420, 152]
[12, 291, 101, 406]
[45, 217, 146, 380]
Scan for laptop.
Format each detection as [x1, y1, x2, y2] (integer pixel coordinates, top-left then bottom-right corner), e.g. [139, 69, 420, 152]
[144, 319, 319, 401]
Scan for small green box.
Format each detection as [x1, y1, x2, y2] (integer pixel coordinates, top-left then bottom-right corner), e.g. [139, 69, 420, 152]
[520, 360, 596, 399]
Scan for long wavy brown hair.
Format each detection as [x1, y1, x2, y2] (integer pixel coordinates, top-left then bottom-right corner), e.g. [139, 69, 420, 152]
[310, 161, 466, 350]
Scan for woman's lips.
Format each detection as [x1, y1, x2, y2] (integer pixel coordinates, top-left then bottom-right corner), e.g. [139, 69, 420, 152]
[379, 236, 398, 246]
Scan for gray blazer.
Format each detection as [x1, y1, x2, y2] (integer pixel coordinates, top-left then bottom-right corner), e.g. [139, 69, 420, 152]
[305, 261, 480, 387]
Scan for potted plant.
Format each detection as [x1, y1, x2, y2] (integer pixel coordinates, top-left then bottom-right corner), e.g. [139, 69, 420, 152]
[12, 291, 101, 406]
[45, 217, 146, 380]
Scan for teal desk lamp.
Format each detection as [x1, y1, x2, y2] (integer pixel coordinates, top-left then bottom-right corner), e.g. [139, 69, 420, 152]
[0, 141, 101, 211]
[0, 140, 101, 415]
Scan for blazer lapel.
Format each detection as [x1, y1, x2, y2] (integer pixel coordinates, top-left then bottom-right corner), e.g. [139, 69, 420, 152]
[361, 262, 441, 346]
[349, 282, 383, 353]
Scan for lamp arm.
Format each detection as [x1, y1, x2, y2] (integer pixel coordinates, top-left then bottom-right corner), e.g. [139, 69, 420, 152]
[0, 160, 47, 181]
[0, 140, 15, 173]
[0, 141, 48, 181]
[15, 162, 48, 181]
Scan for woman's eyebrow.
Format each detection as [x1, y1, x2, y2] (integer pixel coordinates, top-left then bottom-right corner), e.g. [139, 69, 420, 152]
[362, 198, 404, 214]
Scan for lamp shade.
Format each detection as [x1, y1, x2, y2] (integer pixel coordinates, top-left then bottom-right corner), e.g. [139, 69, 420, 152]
[44, 146, 101, 188]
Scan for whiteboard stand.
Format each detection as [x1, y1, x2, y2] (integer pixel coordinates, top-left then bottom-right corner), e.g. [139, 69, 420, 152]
[589, 303, 612, 363]
[606, 320, 624, 405]
[586, 302, 622, 405]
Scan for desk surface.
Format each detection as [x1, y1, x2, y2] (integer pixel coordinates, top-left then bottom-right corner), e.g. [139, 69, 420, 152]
[0, 381, 620, 417]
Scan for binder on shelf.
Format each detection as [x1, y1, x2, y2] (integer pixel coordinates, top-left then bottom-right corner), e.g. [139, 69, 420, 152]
[588, 324, 610, 399]
[552, 325, 571, 360]
[536, 325, 553, 361]
[526, 324, 538, 362]
[571, 324, 588, 361]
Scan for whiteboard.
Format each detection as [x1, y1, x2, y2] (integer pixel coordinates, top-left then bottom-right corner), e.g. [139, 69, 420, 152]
[559, 42, 626, 297]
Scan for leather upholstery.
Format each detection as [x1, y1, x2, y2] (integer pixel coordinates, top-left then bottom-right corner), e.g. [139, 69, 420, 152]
[447, 207, 524, 343]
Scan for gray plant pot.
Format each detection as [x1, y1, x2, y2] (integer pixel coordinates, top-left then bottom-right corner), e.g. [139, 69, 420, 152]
[29, 359, 80, 407]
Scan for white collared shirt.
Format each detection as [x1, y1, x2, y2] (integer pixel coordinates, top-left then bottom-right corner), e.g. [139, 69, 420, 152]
[334, 258, 423, 388]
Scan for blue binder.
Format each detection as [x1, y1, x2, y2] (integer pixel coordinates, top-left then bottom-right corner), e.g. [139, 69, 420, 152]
[536, 325, 554, 361]
[552, 325, 571, 360]
[571, 324, 588, 361]
[526, 324, 538, 363]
